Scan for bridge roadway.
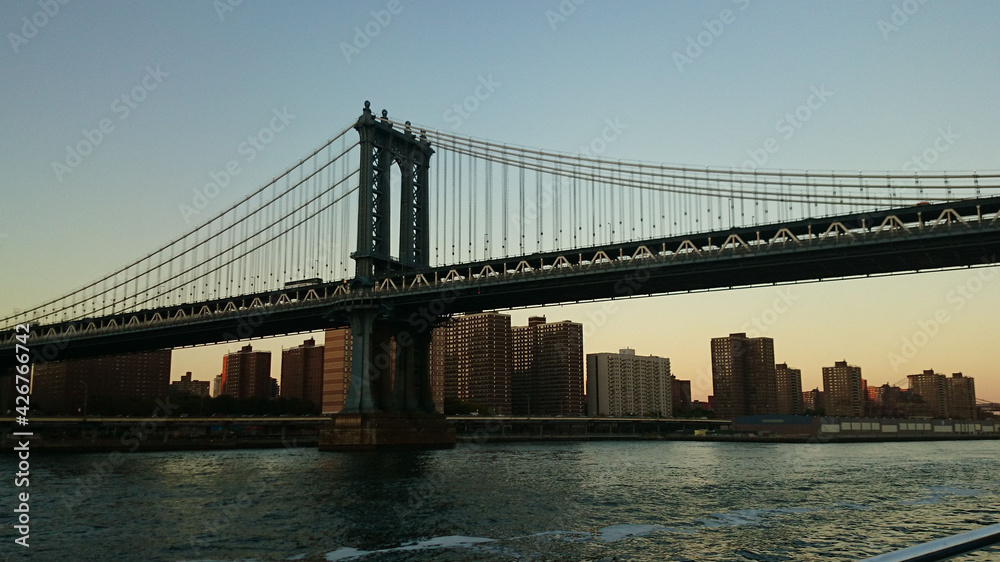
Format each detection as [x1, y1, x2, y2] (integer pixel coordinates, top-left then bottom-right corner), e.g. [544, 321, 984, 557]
[2, 197, 1000, 368]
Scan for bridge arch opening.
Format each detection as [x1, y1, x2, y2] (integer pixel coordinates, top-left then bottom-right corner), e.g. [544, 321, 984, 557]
[388, 159, 402, 261]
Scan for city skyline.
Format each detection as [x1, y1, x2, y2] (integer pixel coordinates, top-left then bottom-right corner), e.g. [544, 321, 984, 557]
[3, 2, 999, 401]
[26, 323, 988, 420]
[164, 320, 990, 407]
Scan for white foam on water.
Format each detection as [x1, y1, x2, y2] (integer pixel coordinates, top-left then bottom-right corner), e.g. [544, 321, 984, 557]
[902, 485, 984, 505]
[396, 535, 496, 551]
[698, 509, 769, 528]
[324, 547, 370, 561]
[928, 485, 983, 496]
[696, 506, 820, 529]
[323, 535, 495, 560]
[597, 523, 668, 542]
[322, 505, 828, 561]
[772, 506, 818, 514]
[833, 501, 870, 511]
[516, 530, 593, 541]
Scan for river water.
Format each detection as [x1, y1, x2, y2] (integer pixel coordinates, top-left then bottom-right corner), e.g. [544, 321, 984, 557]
[9, 439, 1000, 561]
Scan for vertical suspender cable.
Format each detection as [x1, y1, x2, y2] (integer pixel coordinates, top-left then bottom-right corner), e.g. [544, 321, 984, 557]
[451, 148, 457, 262]
[537, 154, 543, 252]
[629, 166, 636, 240]
[436, 138, 442, 264]
[618, 160, 624, 243]
[457, 149, 463, 262]
[502, 150, 509, 257]
[553, 173, 560, 250]
[591, 161, 597, 245]
[472, 151, 477, 261]
[484, 153, 490, 258]
[519, 157, 525, 255]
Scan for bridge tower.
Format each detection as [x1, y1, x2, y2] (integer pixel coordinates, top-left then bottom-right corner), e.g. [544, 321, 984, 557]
[352, 100, 434, 279]
[322, 102, 453, 450]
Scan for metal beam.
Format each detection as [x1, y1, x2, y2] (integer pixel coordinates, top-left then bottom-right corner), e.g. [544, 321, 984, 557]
[861, 523, 1000, 561]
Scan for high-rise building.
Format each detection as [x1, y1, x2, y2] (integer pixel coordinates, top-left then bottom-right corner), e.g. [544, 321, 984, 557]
[870, 385, 931, 419]
[322, 327, 352, 414]
[212, 374, 222, 398]
[802, 388, 823, 413]
[710, 333, 777, 418]
[908, 369, 949, 418]
[429, 324, 447, 412]
[866, 385, 881, 409]
[31, 350, 171, 415]
[511, 316, 584, 416]
[171, 372, 210, 397]
[220, 355, 229, 398]
[587, 348, 673, 417]
[672, 378, 692, 413]
[946, 373, 977, 420]
[822, 361, 864, 417]
[223, 345, 272, 399]
[442, 312, 512, 415]
[868, 383, 896, 417]
[775, 363, 803, 415]
[281, 337, 324, 409]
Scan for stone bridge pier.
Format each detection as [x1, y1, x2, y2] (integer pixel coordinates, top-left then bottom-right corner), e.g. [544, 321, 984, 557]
[319, 103, 453, 450]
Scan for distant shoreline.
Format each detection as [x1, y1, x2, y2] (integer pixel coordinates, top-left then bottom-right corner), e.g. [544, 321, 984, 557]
[4, 429, 999, 454]
[458, 433, 1000, 444]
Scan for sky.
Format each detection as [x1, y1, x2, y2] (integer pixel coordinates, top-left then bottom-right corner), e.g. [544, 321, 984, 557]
[2, 1, 999, 402]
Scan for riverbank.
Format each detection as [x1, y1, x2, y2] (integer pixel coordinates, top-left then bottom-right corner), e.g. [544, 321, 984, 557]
[460, 432, 1000, 444]
[14, 437, 319, 453]
[8, 433, 1000, 453]
[4, 412, 998, 452]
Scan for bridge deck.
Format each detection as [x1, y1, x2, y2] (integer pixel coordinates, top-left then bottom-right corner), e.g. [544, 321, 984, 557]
[2, 197, 999, 367]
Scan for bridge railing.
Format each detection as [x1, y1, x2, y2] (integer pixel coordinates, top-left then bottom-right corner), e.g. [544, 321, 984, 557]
[861, 523, 1000, 561]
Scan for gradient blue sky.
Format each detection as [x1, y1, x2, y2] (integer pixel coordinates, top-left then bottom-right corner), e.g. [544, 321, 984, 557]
[2, 1, 999, 401]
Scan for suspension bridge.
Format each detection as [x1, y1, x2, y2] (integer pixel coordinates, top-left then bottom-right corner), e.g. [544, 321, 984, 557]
[3, 101, 1000, 444]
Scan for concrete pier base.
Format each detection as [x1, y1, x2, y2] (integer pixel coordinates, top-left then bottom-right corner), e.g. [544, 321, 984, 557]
[319, 413, 455, 451]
